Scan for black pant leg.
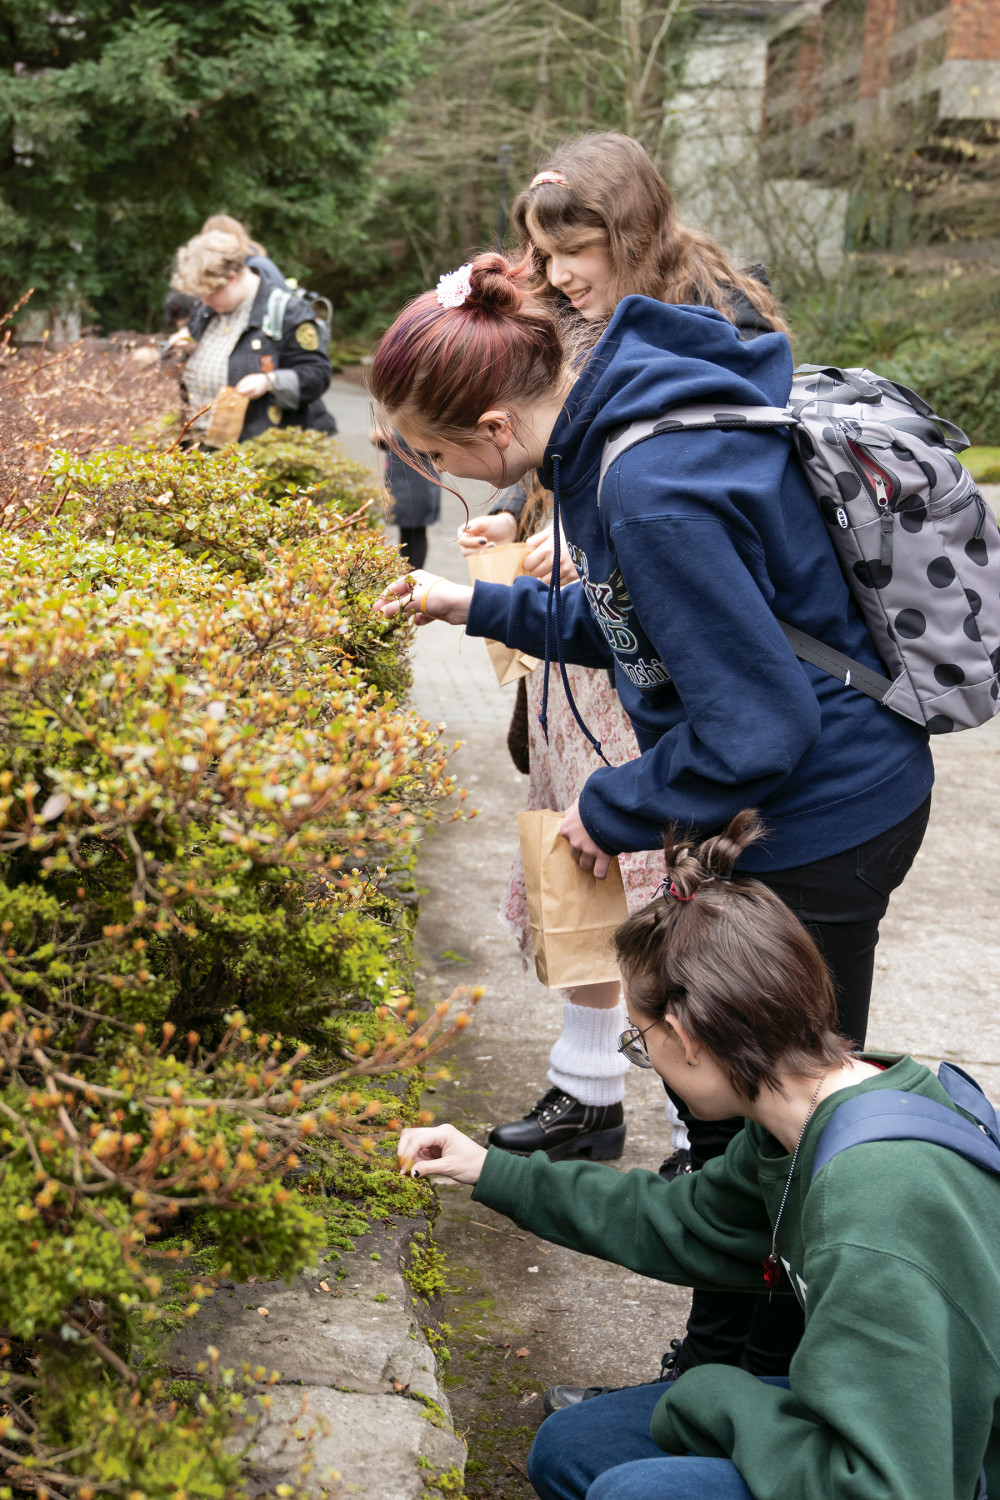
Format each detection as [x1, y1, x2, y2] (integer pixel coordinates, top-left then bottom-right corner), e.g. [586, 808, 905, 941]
[799, 916, 879, 1047]
[399, 527, 428, 571]
[741, 1291, 806, 1376]
[757, 793, 930, 1046]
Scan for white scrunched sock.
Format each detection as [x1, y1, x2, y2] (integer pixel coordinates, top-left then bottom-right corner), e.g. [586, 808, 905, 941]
[664, 1095, 690, 1151]
[546, 999, 628, 1107]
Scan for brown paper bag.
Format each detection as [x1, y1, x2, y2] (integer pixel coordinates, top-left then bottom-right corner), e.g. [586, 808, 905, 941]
[203, 386, 249, 447]
[518, 809, 628, 988]
[466, 543, 540, 685]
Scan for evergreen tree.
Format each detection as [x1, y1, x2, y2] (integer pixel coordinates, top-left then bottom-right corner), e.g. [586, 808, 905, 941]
[0, 0, 416, 329]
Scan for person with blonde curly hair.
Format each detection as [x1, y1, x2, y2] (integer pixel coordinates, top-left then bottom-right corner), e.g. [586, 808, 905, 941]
[169, 230, 334, 444]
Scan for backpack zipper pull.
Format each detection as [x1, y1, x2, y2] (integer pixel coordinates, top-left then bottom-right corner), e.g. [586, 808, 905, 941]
[873, 475, 893, 567]
[974, 491, 987, 541]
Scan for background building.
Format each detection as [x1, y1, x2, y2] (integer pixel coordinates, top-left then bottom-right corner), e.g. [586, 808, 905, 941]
[670, 0, 1000, 263]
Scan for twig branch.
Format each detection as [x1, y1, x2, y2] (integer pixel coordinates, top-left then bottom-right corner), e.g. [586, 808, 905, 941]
[63, 1316, 138, 1387]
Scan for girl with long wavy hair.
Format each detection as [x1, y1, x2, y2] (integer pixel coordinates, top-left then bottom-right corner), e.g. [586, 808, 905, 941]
[455, 131, 784, 1224]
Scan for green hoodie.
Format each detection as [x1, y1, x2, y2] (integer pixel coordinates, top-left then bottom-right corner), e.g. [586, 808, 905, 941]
[472, 1056, 1000, 1500]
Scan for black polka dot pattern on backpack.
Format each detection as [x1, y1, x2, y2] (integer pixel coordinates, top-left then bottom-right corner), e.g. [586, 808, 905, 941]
[767, 368, 1000, 733]
[854, 559, 893, 590]
[895, 609, 927, 639]
[597, 365, 1000, 732]
[927, 557, 955, 588]
[836, 472, 862, 501]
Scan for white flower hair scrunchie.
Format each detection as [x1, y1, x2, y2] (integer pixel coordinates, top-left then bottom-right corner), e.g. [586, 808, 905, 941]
[435, 263, 474, 309]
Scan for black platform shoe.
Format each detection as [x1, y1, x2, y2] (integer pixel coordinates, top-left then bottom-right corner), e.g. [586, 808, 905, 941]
[657, 1147, 692, 1181]
[487, 1087, 625, 1161]
[541, 1341, 692, 1415]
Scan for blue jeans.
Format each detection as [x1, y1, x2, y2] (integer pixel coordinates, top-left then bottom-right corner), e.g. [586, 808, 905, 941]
[528, 1379, 791, 1500]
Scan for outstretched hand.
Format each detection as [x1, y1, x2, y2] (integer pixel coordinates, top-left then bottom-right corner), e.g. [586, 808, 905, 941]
[398, 1124, 487, 1186]
[374, 570, 474, 626]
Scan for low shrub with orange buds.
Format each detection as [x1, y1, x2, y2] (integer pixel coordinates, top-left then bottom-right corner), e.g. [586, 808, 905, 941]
[0, 465, 457, 1047]
[0, 987, 479, 1496]
[0, 314, 476, 1497]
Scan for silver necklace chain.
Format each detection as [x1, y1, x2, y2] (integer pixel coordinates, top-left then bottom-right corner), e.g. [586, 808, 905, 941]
[767, 1071, 828, 1271]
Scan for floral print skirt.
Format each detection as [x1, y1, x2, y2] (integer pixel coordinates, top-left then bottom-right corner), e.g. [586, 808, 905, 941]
[500, 663, 666, 957]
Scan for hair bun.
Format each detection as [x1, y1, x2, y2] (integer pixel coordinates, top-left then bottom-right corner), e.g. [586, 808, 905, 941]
[698, 809, 765, 881]
[465, 252, 527, 317]
[659, 830, 703, 900]
[661, 809, 764, 897]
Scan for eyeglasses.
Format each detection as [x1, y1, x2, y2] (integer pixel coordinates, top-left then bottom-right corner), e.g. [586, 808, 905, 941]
[617, 1019, 659, 1069]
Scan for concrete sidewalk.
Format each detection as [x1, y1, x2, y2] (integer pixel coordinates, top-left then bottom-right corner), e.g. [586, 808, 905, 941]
[326, 377, 1000, 1495]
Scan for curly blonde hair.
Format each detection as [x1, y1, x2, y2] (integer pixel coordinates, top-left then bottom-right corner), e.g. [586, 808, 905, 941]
[171, 231, 247, 297]
[200, 215, 266, 257]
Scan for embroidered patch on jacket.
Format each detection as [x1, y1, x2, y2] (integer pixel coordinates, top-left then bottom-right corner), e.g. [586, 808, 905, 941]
[295, 322, 319, 351]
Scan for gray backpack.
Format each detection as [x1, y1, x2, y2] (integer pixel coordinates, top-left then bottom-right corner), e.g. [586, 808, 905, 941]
[261, 285, 332, 351]
[599, 365, 1000, 733]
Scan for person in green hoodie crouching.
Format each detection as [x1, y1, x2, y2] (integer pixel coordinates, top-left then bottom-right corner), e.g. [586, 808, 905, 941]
[398, 809, 1000, 1500]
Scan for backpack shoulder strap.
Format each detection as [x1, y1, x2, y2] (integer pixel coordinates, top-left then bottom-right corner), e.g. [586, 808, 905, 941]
[597, 402, 793, 501]
[262, 286, 293, 342]
[596, 406, 896, 703]
[778, 623, 892, 704]
[811, 1089, 1000, 1182]
[937, 1061, 1000, 1149]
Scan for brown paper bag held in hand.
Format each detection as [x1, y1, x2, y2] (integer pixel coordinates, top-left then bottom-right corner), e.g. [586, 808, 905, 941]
[466, 543, 540, 686]
[518, 809, 628, 988]
[203, 386, 249, 448]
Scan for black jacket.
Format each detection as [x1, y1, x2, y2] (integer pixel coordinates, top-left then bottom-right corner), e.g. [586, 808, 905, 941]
[187, 278, 335, 441]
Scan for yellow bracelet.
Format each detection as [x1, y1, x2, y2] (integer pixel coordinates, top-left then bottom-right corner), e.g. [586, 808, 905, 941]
[418, 578, 442, 615]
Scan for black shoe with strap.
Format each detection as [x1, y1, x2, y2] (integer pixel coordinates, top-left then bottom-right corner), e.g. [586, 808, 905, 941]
[487, 1088, 625, 1162]
[657, 1147, 692, 1181]
[541, 1341, 692, 1415]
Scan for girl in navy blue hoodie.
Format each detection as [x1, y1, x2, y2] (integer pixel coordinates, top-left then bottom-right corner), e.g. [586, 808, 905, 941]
[372, 249, 933, 1374]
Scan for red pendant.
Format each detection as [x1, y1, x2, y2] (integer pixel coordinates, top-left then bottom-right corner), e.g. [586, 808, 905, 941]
[762, 1254, 782, 1290]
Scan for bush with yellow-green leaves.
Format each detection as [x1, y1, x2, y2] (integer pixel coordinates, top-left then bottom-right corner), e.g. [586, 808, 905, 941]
[0, 433, 466, 1498]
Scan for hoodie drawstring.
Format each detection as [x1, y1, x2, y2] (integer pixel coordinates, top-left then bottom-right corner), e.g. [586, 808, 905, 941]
[538, 455, 610, 767]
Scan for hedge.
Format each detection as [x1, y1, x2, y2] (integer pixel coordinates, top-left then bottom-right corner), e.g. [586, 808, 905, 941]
[880, 332, 1000, 449]
[0, 415, 468, 1496]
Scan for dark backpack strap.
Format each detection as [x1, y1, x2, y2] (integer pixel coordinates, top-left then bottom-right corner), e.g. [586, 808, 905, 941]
[937, 1062, 1000, 1150]
[812, 1079, 995, 1500]
[778, 622, 892, 704]
[811, 1090, 1000, 1182]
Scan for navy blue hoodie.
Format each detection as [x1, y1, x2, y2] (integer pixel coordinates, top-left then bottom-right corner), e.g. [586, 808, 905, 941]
[465, 297, 933, 871]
